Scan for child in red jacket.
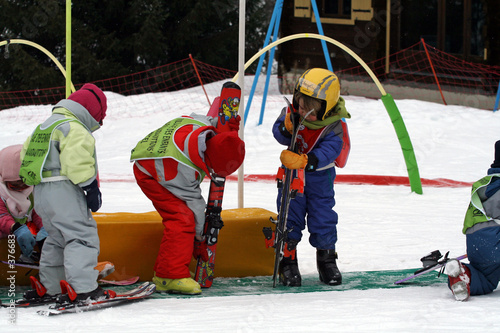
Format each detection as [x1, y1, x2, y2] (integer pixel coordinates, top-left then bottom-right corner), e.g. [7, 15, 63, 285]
[131, 113, 244, 295]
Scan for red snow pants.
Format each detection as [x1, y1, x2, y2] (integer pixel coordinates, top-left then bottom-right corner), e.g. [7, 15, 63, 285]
[133, 163, 195, 279]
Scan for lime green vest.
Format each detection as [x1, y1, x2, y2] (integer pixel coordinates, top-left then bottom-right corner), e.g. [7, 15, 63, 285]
[20, 119, 79, 185]
[463, 174, 500, 234]
[130, 117, 207, 180]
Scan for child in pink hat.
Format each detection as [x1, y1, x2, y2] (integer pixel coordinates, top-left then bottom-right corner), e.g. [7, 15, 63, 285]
[0, 144, 46, 260]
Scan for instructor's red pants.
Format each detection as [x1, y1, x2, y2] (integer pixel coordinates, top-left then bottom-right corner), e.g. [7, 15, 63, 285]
[133, 163, 195, 279]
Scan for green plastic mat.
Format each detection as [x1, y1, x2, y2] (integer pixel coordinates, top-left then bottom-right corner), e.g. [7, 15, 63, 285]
[1, 268, 447, 304]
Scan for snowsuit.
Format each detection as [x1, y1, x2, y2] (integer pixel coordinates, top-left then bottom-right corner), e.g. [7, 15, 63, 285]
[20, 99, 102, 295]
[131, 114, 218, 279]
[272, 98, 349, 250]
[462, 169, 500, 295]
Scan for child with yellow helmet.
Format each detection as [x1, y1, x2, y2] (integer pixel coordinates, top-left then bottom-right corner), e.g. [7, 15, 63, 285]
[272, 68, 351, 286]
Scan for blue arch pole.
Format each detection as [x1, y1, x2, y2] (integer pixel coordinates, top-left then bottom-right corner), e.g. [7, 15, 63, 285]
[256, 0, 334, 125]
[257, 2, 284, 125]
[494, 80, 500, 112]
[310, 0, 333, 71]
[244, 0, 283, 125]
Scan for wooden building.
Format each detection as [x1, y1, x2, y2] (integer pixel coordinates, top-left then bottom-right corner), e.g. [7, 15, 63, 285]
[278, 0, 499, 75]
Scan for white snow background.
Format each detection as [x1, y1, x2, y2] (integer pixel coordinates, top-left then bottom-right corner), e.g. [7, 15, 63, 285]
[1, 75, 500, 332]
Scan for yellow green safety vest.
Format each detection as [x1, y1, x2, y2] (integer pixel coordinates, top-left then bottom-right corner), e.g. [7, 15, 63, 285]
[463, 174, 500, 234]
[130, 117, 208, 181]
[20, 118, 80, 185]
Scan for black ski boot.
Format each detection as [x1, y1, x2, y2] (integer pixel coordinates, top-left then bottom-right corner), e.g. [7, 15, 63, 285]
[279, 240, 301, 287]
[317, 249, 342, 286]
[56, 281, 115, 305]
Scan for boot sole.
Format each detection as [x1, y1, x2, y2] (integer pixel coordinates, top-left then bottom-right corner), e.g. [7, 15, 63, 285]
[156, 289, 202, 295]
[451, 281, 470, 301]
[319, 274, 342, 286]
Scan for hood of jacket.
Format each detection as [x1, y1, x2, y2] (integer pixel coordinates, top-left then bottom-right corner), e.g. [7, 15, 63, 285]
[52, 99, 101, 132]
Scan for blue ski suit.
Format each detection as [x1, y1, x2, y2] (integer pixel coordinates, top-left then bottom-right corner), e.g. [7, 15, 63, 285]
[272, 101, 348, 250]
[463, 167, 500, 296]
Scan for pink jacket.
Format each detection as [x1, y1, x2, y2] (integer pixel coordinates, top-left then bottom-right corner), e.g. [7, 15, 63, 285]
[0, 196, 43, 238]
[0, 144, 43, 238]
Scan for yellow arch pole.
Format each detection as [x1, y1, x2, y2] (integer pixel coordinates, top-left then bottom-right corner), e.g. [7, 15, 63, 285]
[233, 33, 386, 95]
[234, 33, 423, 194]
[66, 0, 72, 98]
[0, 39, 76, 93]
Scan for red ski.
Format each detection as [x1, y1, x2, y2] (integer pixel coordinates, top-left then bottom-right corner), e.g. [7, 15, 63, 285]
[195, 82, 241, 288]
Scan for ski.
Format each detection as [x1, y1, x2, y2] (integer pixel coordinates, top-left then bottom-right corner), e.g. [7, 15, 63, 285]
[0, 260, 137, 285]
[98, 276, 140, 286]
[394, 250, 468, 284]
[2, 260, 114, 279]
[1, 260, 38, 270]
[195, 82, 241, 288]
[7, 280, 150, 309]
[264, 98, 313, 287]
[207, 81, 241, 131]
[37, 282, 156, 316]
[7, 294, 59, 308]
[195, 176, 225, 288]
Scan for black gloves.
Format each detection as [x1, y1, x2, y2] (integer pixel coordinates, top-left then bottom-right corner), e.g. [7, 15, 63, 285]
[82, 179, 102, 212]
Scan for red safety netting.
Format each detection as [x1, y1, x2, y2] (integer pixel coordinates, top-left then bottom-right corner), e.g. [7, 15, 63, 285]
[2, 40, 500, 112]
[0, 58, 236, 111]
[281, 40, 500, 98]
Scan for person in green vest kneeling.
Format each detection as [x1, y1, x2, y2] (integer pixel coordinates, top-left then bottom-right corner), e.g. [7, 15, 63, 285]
[445, 140, 500, 301]
[131, 113, 244, 295]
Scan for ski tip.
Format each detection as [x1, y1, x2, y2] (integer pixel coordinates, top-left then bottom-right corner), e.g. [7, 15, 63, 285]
[222, 81, 241, 90]
[37, 310, 54, 316]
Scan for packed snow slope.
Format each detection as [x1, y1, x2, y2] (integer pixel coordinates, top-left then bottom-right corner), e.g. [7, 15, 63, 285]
[1, 76, 499, 332]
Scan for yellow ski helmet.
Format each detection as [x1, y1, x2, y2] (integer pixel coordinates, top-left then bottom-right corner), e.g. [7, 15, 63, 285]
[294, 68, 340, 120]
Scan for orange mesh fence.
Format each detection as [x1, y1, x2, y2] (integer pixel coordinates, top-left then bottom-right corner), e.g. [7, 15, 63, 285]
[0, 58, 236, 111]
[281, 40, 500, 97]
[2, 40, 500, 112]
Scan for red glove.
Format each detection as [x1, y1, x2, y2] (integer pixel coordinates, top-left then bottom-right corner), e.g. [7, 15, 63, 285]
[228, 115, 241, 132]
[193, 240, 209, 261]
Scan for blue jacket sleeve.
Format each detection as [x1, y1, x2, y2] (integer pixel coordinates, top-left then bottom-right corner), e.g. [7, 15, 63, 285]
[272, 113, 292, 147]
[310, 131, 343, 170]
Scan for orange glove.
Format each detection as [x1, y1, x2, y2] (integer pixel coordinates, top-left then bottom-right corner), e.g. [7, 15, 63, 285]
[284, 113, 294, 134]
[280, 150, 308, 169]
[284, 112, 300, 134]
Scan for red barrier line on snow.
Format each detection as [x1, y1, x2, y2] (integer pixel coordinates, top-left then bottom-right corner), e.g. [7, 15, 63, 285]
[103, 174, 473, 188]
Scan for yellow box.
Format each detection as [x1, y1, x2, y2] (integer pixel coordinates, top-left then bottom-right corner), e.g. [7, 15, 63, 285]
[0, 208, 277, 285]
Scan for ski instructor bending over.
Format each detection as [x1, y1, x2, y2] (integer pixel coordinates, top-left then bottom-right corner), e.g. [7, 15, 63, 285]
[131, 113, 244, 295]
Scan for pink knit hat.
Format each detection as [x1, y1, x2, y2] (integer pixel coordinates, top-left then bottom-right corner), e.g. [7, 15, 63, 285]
[68, 83, 107, 124]
[0, 144, 23, 182]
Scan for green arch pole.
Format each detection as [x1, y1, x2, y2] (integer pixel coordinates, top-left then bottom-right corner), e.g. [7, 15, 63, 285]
[0, 39, 76, 93]
[233, 33, 423, 194]
[381, 94, 422, 194]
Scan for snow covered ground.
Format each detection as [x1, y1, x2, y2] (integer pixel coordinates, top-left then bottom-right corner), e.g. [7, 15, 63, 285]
[2, 76, 500, 332]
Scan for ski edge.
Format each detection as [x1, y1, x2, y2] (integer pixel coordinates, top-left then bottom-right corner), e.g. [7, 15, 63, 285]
[394, 254, 468, 285]
[36, 283, 156, 316]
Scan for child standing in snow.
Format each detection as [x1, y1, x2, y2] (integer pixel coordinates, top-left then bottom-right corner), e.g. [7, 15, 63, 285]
[445, 140, 500, 301]
[0, 144, 47, 260]
[272, 68, 350, 287]
[131, 113, 244, 295]
[19, 84, 114, 303]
